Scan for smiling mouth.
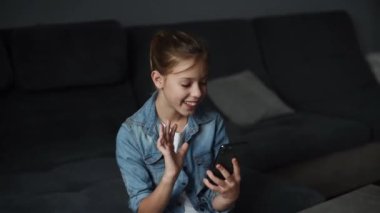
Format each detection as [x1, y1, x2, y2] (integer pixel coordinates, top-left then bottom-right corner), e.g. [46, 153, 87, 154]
[184, 101, 199, 108]
[185, 101, 197, 105]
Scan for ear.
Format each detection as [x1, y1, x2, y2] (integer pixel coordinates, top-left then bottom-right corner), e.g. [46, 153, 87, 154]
[151, 70, 164, 89]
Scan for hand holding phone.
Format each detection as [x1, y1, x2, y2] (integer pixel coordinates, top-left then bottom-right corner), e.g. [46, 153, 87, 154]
[208, 142, 247, 184]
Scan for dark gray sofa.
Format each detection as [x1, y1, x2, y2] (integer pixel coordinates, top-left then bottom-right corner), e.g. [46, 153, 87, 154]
[253, 11, 380, 197]
[1, 10, 379, 212]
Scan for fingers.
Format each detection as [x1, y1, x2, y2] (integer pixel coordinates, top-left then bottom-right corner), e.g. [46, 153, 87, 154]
[157, 121, 178, 153]
[216, 158, 241, 183]
[203, 177, 220, 191]
[156, 124, 165, 150]
[203, 169, 236, 194]
[216, 164, 233, 182]
[205, 169, 226, 187]
[162, 120, 177, 144]
[170, 123, 177, 140]
[232, 158, 241, 182]
[163, 121, 169, 142]
[204, 160, 241, 191]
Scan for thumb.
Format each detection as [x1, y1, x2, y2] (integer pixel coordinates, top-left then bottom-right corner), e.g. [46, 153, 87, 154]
[178, 142, 189, 157]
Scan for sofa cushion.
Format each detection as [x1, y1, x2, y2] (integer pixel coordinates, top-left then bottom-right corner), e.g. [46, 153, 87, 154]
[0, 178, 131, 213]
[254, 10, 376, 106]
[300, 86, 380, 140]
[226, 112, 371, 171]
[10, 20, 127, 90]
[0, 33, 12, 91]
[208, 70, 294, 126]
[128, 19, 267, 106]
[235, 167, 324, 212]
[254, 11, 380, 141]
[0, 159, 322, 213]
[0, 82, 137, 172]
[0, 157, 131, 213]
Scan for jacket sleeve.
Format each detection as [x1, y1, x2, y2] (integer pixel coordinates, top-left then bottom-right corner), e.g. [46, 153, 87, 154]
[116, 123, 153, 213]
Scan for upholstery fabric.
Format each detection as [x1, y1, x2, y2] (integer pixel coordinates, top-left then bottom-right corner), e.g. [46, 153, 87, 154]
[0, 82, 137, 172]
[10, 20, 127, 90]
[0, 158, 323, 213]
[0, 34, 12, 90]
[234, 167, 324, 213]
[254, 10, 376, 106]
[226, 112, 370, 171]
[300, 86, 380, 140]
[0, 158, 132, 213]
[208, 70, 294, 126]
[254, 10, 380, 142]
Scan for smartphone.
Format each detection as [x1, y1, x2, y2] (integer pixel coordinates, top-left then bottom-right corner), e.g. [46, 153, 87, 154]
[208, 141, 247, 184]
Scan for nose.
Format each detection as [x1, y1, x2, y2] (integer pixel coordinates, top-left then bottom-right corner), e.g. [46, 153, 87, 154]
[191, 83, 203, 98]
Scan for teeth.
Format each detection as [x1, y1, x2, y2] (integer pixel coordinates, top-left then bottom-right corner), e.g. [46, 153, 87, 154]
[185, 101, 197, 106]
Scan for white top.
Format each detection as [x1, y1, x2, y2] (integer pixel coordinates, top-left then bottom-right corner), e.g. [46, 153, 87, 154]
[180, 191, 199, 213]
[173, 127, 198, 213]
[173, 130, 185, 153]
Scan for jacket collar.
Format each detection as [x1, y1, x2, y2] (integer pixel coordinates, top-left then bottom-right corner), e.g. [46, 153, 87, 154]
[130, 91, 213, 140]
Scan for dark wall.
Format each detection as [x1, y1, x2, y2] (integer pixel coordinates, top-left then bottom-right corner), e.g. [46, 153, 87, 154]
[0, 0, 378, 52]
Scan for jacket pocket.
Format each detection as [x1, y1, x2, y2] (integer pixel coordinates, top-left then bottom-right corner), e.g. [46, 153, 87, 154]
[144, 152, 165, 183]
[194, 151, 213, 168]
[193, 152, 213, 191]
[194, 151, 213, 176]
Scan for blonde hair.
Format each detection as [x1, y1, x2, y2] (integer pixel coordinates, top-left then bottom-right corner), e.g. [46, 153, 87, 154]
[150, 30, 208, 75]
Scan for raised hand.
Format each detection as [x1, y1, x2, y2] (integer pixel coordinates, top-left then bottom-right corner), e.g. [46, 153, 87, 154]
[156, 120, 189, 180]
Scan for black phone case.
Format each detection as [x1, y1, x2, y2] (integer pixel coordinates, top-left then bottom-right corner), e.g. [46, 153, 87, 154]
[211, 144, 235, 179]
[207, 142, 247, 184]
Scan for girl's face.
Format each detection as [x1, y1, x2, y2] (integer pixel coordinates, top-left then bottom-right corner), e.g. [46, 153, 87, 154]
[153, 58, 208, 119]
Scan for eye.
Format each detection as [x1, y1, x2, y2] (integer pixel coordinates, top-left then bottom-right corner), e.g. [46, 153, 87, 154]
[180, 82, 191, 88]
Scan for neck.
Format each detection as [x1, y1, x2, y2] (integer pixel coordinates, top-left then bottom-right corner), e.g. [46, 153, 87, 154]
[155, 93, 188, 131]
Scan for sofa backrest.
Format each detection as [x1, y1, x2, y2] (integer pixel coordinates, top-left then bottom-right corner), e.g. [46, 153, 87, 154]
[9, 20, 128, 91]
[128, 19, 268, 106]
[254, 10, 376, 106]
[0, 31, 13, 91]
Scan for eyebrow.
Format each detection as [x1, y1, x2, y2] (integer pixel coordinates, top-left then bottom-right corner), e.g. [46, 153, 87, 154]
[178, 75, 208, 80]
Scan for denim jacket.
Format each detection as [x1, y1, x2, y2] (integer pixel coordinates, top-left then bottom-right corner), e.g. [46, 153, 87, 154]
[116, 92, 230, 213]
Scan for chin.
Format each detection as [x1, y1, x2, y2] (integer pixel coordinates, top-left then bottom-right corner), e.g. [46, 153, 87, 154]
[178, 108, 196, 117]
[180, 111, 194, 117]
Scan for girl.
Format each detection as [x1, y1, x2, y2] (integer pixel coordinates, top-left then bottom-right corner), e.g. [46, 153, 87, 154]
[116, 30, 240, 213]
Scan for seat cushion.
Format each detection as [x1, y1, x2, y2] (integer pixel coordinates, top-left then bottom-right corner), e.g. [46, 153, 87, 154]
[301, 86, 380, 140]
[254, 10, 376, 106]
[0, 157, 132, 213]
[235, 167, 324, 213]
[226, 112, 371, 171]
[0, 159, 321, 213]
[128, 19, 267, 106]
[10, 20, 127, 90]
[0, 33, 12, 91]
